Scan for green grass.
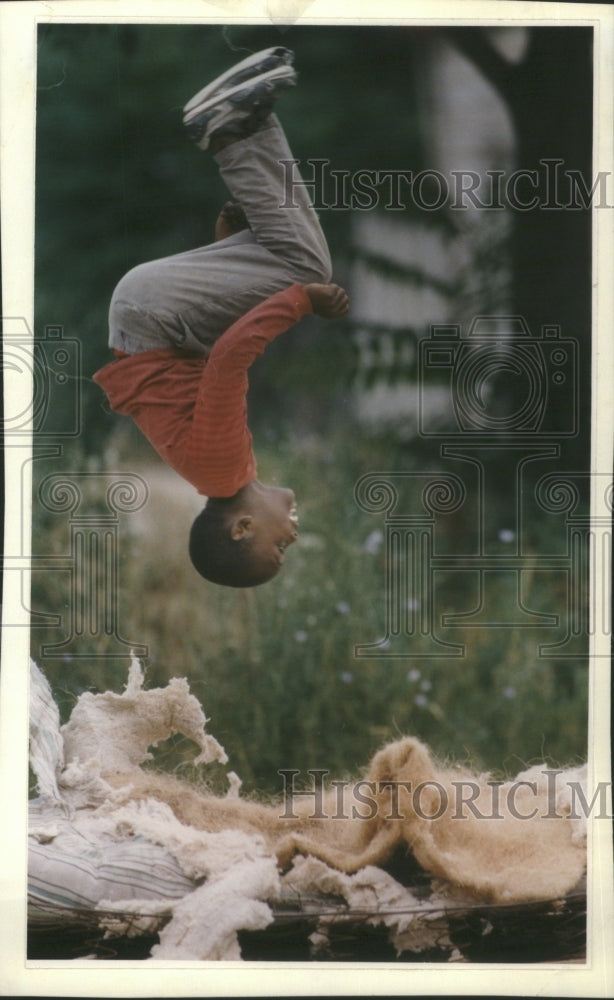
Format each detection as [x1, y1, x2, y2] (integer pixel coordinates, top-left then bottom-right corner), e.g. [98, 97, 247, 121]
[30, 422, 589, 796]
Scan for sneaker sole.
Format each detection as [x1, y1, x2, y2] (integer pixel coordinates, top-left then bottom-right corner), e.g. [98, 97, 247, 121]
[185, 71, 296, 148]
[183, 47, 294, 119]
[183, 66, 296, 133]
[183, 64, 296, 126]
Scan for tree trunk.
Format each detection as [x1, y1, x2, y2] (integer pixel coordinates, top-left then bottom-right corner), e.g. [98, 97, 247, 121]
[508, 29, 592, 469]
[444, 27, 593, 470]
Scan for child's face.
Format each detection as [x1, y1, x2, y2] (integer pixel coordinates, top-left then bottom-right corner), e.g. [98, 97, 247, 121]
[231, 482, 298, 578]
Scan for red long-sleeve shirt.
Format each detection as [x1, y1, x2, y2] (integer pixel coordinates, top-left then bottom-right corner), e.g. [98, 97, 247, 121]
[93, 284, 313, 498]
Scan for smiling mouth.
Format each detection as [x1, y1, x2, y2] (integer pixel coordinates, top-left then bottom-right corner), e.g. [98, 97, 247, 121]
[289, 506, 299, 526]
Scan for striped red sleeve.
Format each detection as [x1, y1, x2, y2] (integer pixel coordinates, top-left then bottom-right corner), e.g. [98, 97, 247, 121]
[186, 284, 313, 497]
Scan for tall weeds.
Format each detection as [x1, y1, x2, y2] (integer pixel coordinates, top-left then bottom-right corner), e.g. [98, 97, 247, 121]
[30, 427, 589, 795]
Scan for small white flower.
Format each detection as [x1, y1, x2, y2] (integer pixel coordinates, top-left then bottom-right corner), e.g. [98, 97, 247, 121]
[340, 671, 354, 684]
[414, 694, 428, 707]
[363, 529, 384, 555]
[407, 668, 421, 683]
[498, 529, 515, 543]
[294, 630, 308, 643]
[406, 597, 420, 611]
[420, 679, 432, 692]
[503, 685, 517, 699]
[336, 601, 351, 615]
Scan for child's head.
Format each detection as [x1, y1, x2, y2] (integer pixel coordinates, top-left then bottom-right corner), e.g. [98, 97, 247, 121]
[189, 480, 298, 587]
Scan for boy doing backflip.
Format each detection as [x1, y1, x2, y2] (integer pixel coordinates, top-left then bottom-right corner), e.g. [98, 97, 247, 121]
[94, 48, 349, 588]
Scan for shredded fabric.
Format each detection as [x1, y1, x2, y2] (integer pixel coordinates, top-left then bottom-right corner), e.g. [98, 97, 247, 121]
[61, 656, 227, 773]
[150, 856, 280, 960]
[283, 855, 455, 956]
[29, 659, 65, 805]
[28, 658, 587, 960]
[273, 738, 588, 903]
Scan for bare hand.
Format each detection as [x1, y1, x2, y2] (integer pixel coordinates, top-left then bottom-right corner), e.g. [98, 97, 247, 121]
[304, 283, 350, 319]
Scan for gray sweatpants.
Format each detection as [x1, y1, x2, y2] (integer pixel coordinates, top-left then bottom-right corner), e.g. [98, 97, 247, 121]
[108, 115, 332, 355]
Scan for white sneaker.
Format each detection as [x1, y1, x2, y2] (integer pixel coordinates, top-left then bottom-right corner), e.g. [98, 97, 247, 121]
[183, 46, 294, 120]
[183, 63, 297, 150]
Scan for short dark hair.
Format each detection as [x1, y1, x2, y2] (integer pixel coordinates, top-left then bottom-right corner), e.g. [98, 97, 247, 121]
[189, 497, 276, 588]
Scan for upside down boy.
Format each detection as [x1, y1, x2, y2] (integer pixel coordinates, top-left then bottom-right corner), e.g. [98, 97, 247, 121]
[94, 48, 349, 587]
